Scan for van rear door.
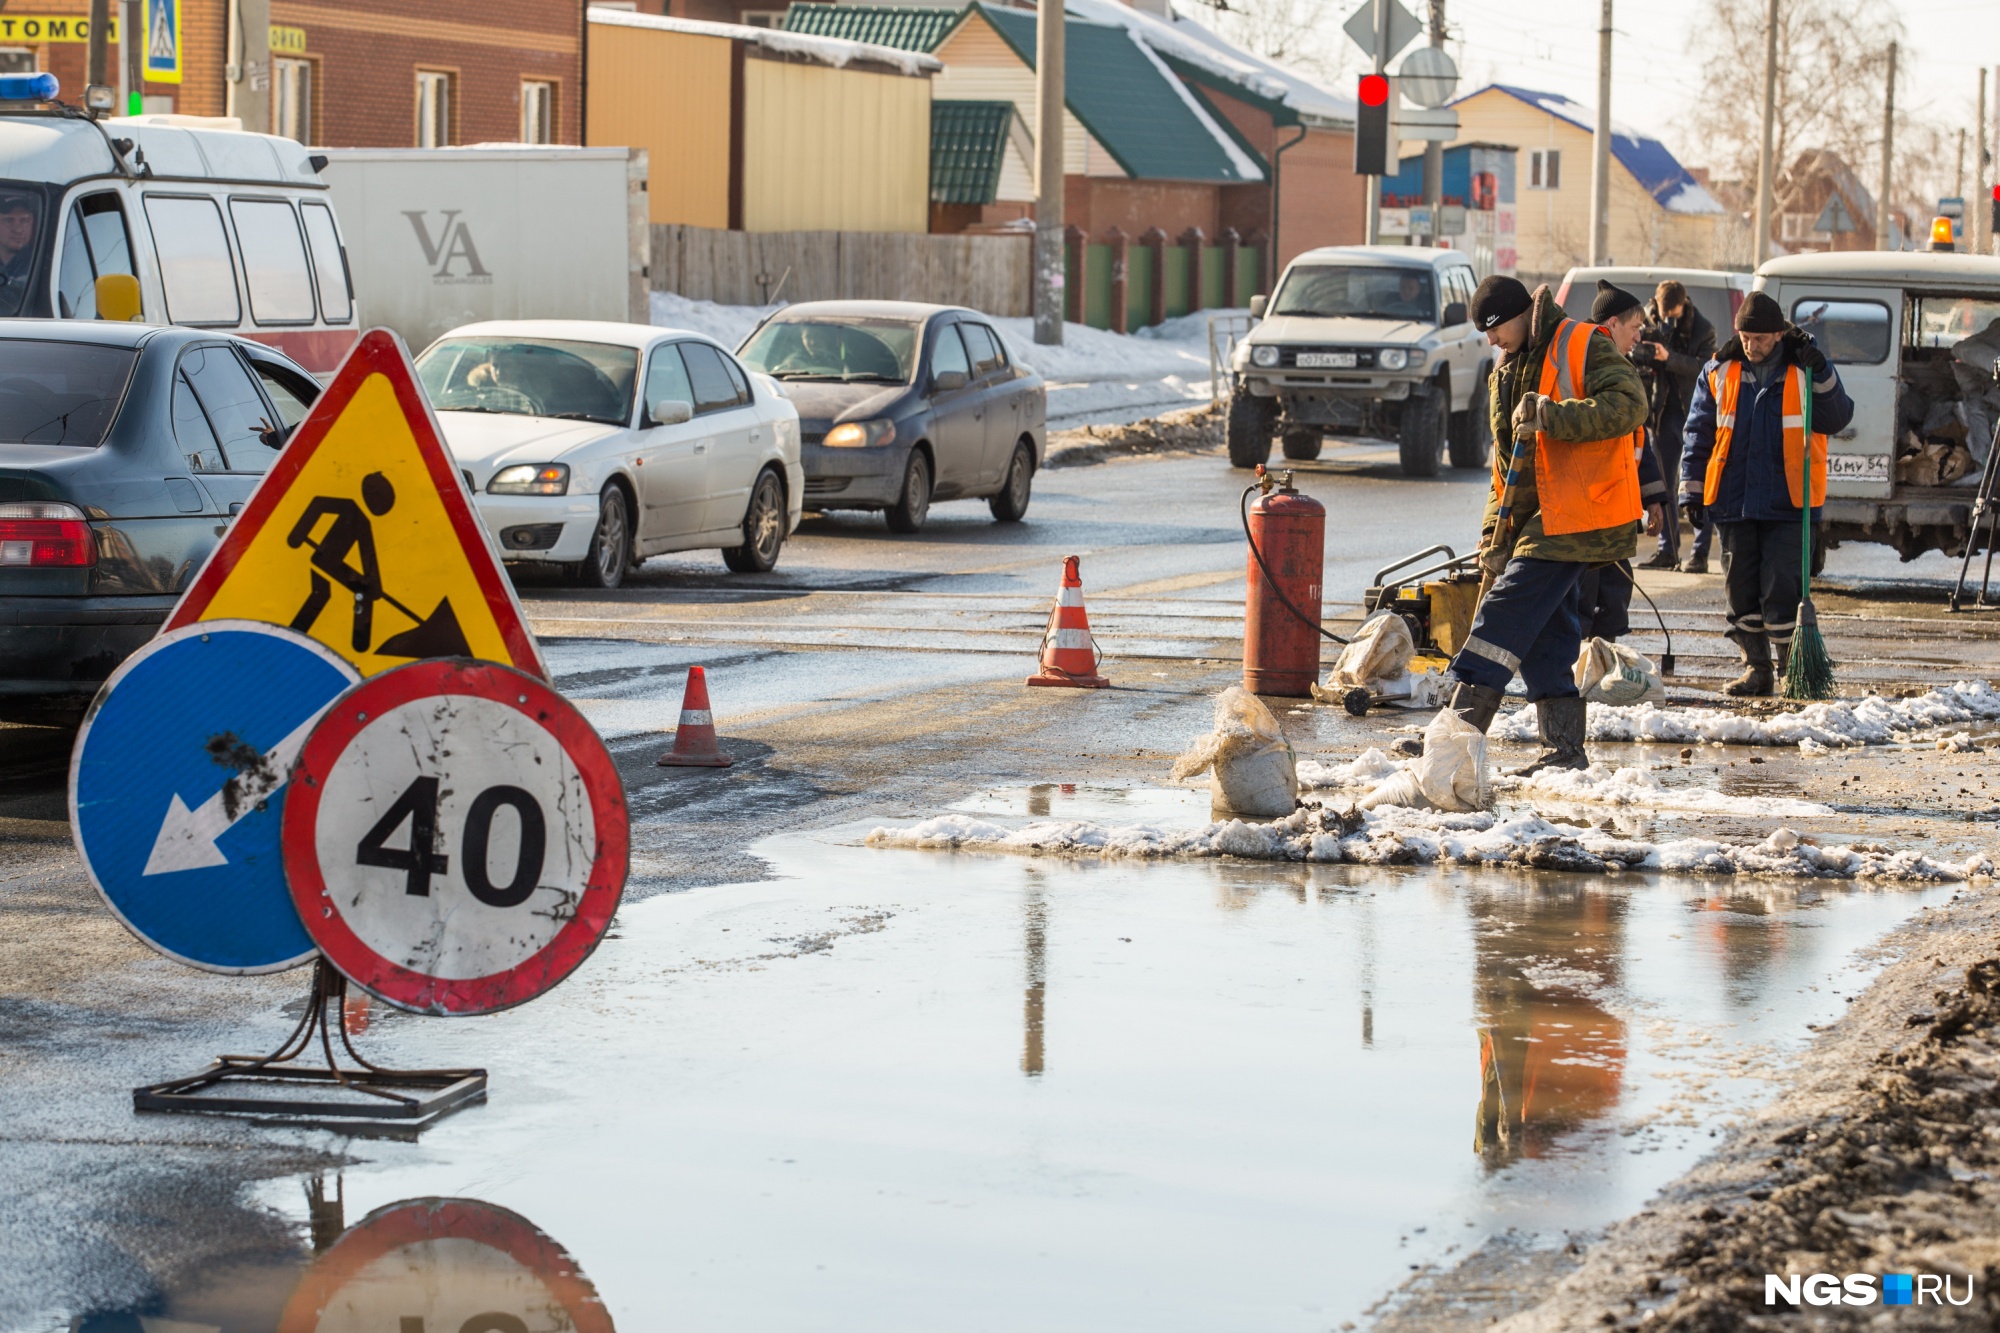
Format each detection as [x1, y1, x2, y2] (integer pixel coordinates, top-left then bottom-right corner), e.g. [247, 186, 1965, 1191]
[1775, 284, 1898, 499]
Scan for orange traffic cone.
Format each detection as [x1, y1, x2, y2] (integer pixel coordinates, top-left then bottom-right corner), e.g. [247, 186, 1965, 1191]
[1027, 555, 1110, 688]
[656, 665, 733, 767]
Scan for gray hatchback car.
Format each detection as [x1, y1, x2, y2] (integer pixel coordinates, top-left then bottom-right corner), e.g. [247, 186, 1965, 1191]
[0, 320, 319, 722]
[737, 301, 1046, 533]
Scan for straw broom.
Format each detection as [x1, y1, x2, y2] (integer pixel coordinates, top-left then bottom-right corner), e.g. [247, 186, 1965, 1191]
[1783, 373, 1835, 699]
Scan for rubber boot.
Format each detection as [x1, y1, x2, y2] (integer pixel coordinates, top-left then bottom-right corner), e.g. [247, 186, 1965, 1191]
[1448, 681, 1506, 734]
[1725, 635, 1774, 697]
[1509, 696, 1589, 776]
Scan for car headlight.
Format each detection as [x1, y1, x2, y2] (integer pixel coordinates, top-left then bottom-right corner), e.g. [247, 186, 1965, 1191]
[823, 419, 897, 448]
[1379, 348, 1409, 371]
[1250, 344, 1280, 368]
[487, 463, 570, 495]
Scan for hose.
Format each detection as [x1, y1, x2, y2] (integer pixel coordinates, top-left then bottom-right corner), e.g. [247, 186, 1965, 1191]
[1240, 483, 1349, 646]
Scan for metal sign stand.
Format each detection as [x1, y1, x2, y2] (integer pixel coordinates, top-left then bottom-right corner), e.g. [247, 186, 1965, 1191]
[1950, 391, 2000, 612]
[133, 959, 487, 1132]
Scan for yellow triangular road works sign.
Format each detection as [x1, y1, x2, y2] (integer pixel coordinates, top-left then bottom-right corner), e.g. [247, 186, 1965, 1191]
[165, 329, 546, 680]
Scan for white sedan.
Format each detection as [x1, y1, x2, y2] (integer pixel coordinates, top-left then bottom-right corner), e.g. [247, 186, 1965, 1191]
[415, 320, 803, 588]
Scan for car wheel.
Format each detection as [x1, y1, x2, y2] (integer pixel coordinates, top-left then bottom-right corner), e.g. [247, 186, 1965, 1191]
[885, 449, 932, 534]
[1398, 383, 1446, 478]
[723, 468, 786, 573]
[1448, 369, 1493, 470]
[568, 486, 632, 590]
[989, 442, 1034, 522]
[1226, 392, 1275, 469]
[1280, 428, 1323, 461]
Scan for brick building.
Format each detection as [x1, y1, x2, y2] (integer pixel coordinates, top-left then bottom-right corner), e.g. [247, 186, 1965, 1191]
[9, 0, 583, 147]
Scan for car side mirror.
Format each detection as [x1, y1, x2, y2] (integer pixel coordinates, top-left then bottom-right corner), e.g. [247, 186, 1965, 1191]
[1443, 301, 1468, 327]
[933, 369, 969, 392]
[649, 398, 693, 426]
[1248, 294, 1267, 319]
[95, 273, 142, 322]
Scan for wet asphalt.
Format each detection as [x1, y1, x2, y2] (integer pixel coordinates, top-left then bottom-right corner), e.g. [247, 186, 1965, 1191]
[3, 440, 1998, 1331]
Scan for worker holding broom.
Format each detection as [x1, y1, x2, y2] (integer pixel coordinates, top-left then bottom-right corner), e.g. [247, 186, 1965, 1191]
[1444, 275, 1650, 775]
[1680, 292, 1851, 697]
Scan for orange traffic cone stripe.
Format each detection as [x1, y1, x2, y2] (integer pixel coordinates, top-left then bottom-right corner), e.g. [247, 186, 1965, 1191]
[657, 664, 733, 767]
[1027, 554, 1109, 688]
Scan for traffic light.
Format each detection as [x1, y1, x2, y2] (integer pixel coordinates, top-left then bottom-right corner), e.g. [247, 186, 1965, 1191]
[1355, 74, 1390, 177]
[1991, 185, 1999, 241]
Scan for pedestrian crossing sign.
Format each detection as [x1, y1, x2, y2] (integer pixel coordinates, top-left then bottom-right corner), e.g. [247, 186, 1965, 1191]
[165, 328, 546, 681]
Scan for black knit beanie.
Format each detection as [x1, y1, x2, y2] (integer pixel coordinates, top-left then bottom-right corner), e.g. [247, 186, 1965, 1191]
[1469, 275, 1532, 332]
[1590, 280, 1641, 323]
[1734, 291, 1786, 333]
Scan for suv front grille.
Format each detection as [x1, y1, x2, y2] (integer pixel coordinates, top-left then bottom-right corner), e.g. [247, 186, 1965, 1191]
[1280, 346, 1377, 370]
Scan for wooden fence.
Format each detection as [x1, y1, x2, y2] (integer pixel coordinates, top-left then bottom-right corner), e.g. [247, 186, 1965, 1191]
[650, 225, 1033, 315]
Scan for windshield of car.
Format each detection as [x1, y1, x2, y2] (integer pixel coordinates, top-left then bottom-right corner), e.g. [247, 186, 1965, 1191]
[737, 318, 919, 383]
[415, 338, 638, 425]
[1270, 266, 1436, 321]
[0, 339, 137, 446]
[1911, 295, 2000, 350]
[0, 181, 49, 319]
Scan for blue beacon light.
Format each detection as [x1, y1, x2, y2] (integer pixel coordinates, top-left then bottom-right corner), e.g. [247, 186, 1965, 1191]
[0, 72, 60, 103]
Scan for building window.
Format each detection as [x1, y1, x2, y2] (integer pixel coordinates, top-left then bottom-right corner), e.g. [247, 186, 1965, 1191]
[416, 70, 453, 148]
[274, 57, 311, 144]
[521, 80, 555, 144]
[1528, 150, 1560, 190]
[740, 10, 787, 26]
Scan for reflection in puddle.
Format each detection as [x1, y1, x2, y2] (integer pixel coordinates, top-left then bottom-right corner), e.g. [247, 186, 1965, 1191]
[71, 1183, 609, 1333]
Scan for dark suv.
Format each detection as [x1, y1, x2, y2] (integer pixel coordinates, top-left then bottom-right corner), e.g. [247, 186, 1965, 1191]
[0, 320, 319, 723]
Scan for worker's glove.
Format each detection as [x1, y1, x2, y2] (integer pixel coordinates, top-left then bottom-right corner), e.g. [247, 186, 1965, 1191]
[1680, 498, 1707, 531]
[1479, 530, 1510, 577]
[1784, 327, 1831, 380]
[1509, 392, 1546, 432]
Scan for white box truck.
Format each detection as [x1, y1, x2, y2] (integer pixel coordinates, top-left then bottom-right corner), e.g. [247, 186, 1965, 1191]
[317, 145, 650, 354]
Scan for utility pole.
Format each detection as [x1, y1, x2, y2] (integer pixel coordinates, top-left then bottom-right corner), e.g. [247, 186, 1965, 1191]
[1420, 0, 1444, 248]
[86, 0, 109, 88]
[1877, 41, 1896, 251]
[225, 0, 272, 133]
[1589, 0, 1612, 265]
[1032, 0, 1064, 345]
[1365, 0, 1388, 245]
[1752, 0, 1778, 265]
[1977, 69, 1989, 255]
[1956, 127, 1966, 205]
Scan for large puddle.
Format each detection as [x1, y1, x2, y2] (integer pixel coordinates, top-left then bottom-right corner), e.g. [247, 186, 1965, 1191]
[69, 787, 1946, 1331]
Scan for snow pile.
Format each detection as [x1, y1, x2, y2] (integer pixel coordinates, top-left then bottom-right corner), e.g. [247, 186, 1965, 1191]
[651, 291, 781, 348]
[1490, 681, 2000, 749]
[1300, 754, 1836, 818]
[587, 7, 940, 76]
[867, 809, 1992, 883]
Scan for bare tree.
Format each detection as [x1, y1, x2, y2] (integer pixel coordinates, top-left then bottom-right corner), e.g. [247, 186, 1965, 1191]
[1178, 0, 1355, 86]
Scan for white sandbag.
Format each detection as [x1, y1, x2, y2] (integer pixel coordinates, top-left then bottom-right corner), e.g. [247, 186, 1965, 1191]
[1170, 686, 1298, 817]
[1574, 637, 1663, 705]
[1315, 611, 1415, 702]
[1357, 707, 1489, 812]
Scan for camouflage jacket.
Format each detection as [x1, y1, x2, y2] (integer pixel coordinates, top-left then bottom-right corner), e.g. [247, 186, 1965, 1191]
[1483, 285, 1652, 563]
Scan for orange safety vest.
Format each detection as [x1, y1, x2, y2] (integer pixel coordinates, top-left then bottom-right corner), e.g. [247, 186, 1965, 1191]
[1489, 319, 1644, 537]
[1702, 360, 1828, 508]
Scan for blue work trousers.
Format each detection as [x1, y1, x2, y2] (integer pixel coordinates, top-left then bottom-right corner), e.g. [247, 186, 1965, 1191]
[1451, 557, 1585, 700]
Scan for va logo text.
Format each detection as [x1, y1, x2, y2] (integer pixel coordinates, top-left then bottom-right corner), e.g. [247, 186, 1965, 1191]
[402, 211, 492, 285]
[1766, 1272, 1974, 1307]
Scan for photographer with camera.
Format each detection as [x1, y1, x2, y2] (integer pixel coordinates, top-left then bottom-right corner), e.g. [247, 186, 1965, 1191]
[1632, 281, 1716, 571]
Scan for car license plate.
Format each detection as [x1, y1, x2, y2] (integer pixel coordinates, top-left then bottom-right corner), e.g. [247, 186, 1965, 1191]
[1296, 352, 1356, 369]
[1827, 453, 1890, 481]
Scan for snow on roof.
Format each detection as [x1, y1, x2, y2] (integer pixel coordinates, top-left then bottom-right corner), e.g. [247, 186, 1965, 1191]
[586, 5, 941, 76]
[1460, 84, 1723, 215]
[1125, 30, 1265, 180]
[1059, 0, 1354, 127]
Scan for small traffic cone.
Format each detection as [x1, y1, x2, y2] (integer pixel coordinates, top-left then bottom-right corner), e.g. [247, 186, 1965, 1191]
[1027, 555, 1110, 688]
[656, 665, 733, 767]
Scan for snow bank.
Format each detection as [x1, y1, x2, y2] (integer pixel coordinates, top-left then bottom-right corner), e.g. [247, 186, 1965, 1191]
[1298, 754, 1835, 818]
[1488, 681, 2000, 749]
[866, 809, 1992, 883]
[650, 291, 781, 348]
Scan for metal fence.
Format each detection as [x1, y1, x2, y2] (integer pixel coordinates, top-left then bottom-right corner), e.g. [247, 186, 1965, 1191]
[650, 225, 1033, 315]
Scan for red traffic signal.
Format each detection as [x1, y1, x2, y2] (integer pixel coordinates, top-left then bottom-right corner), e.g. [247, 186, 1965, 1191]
[1355, 75, 1391, 176]
[1359, 73, 1389, 107]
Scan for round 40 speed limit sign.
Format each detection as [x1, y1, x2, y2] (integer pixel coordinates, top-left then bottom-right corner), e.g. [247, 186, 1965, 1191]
[283, 659, 628, 1015]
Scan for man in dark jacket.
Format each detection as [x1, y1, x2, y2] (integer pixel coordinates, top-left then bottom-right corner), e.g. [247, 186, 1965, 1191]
[1446, 276, 1650, 774]
[1635, 281, 1716, 570]
[1578, 281, 1668, 640]
[1682, 291, 1853, 696]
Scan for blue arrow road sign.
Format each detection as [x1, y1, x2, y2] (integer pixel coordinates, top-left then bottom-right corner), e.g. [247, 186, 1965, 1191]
[69, 620, 360, 974]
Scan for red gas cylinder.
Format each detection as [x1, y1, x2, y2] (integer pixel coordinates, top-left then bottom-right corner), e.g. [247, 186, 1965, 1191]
[1243, 470, 1326, 696]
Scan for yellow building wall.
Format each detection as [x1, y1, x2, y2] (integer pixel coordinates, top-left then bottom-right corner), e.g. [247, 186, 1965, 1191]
[1449, 88, 1718, 280]
[933, 17, 1123, 178]
[587, 23, 733, 228]
[741, 57, 931, 233]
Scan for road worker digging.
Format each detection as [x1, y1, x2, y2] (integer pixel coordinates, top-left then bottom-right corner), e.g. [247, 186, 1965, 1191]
[1442, 276, 1650, 777]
